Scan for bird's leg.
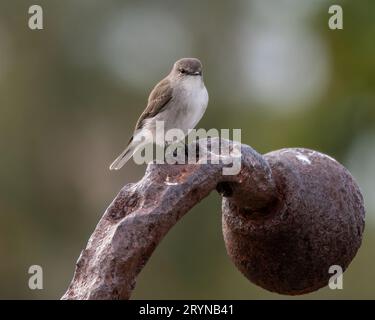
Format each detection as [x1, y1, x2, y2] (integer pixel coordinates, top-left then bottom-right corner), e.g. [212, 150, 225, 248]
[184, 139, 200, 161]
[164, 141, 180, 161]
[184, 143, 189, 157]
[163, 141, 172, 161]
[172, 142, 188, 163]
[176, 139, 202, 164]
[172, 143, 178, 158]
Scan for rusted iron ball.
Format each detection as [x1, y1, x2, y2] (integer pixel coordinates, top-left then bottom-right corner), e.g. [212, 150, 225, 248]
[222, 148, 365, 295]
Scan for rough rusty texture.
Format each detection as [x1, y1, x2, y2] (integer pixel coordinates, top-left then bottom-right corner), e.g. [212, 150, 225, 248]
[62, 138, 276, 300]
[62, 139, 365, 299]
[223, 148, 365, 295]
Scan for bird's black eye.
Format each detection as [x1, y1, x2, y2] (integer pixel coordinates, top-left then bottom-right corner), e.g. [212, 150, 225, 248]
[179, 68, 187, 74]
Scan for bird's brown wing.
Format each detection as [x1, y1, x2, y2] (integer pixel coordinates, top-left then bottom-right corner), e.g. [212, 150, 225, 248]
[134, 77, 173, 131]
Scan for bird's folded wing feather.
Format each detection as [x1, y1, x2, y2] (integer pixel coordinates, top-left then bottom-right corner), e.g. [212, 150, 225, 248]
[134, 77, 173, 131]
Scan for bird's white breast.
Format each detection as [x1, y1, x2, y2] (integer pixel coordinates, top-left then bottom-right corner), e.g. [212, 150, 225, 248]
[169, 76, 208, 133]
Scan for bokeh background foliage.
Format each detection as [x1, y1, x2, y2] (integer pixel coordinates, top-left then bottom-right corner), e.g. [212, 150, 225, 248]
[0, 0, 374, 299]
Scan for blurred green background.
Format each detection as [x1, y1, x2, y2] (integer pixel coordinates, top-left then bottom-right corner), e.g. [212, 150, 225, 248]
[0, 0, 374, 299]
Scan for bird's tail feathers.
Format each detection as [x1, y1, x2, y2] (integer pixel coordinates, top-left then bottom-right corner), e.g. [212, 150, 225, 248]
[109, 143, 135, 170]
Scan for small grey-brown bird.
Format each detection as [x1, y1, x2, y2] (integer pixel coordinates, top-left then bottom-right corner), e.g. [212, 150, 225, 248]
[109, 58, 209, 170]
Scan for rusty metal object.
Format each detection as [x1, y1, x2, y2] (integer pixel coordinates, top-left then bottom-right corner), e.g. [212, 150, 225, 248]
[62, 139, 365, 299]
[223, 148, 365, 295]
[62, 139, 276, 299]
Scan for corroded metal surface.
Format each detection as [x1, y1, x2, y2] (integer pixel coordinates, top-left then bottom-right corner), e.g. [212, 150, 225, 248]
[62, 138, 276, 299]
[62, 140, 365, 299]
[223, 148, 365, 295]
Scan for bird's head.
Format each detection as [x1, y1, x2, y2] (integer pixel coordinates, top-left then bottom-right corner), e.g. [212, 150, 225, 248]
[172, 58, 203, 78]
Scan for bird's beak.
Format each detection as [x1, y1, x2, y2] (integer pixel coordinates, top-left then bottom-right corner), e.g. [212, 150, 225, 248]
[193, 71, 202, 76]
